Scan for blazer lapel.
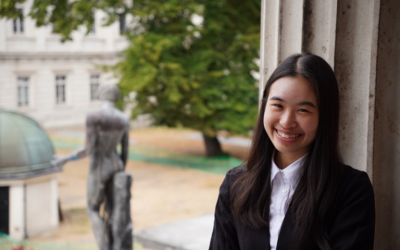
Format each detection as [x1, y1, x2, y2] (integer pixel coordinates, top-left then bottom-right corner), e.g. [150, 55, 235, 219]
[276, 210, 299, 250]
[276, 211, 318, 250]
[235, 219, 271, 250]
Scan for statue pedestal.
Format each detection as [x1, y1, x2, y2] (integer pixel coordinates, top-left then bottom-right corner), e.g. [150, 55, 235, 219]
[110, 172, 133, 250]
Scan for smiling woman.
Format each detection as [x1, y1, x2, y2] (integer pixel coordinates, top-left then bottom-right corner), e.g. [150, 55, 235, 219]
[209, 53, 375, 250]
[264, 76, 319, 169]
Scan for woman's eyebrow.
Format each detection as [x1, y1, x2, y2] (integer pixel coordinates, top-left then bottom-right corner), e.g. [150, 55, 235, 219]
[298, 101, 317, 108]
[269, 96, 316, 108]
[269, 96, 284, 102]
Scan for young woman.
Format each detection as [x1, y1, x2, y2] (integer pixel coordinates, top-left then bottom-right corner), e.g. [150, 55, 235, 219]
[209, 53, 375, 250]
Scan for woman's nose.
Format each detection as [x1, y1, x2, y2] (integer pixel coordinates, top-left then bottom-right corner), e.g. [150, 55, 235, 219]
[280, 111, 297, 129]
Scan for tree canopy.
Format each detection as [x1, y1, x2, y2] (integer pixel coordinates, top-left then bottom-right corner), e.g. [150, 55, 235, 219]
[115, 0, 260, 155]
[1, 0, 261, 156]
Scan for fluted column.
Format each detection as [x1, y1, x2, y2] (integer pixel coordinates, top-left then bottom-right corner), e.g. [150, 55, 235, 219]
[259, 0, 400, 248]
[373, 1, 400, 248]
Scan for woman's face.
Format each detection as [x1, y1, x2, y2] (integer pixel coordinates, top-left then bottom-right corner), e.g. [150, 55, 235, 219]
[263, 76, 319, 166]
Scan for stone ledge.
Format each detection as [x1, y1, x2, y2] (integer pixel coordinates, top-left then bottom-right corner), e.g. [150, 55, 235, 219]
[0, 52, 123, 60]
[134, 214, 214, 250]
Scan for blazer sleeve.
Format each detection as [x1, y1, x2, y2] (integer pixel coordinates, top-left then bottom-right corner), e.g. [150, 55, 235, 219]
[209, 170, 241, 250]
[330, 169, 375, 250]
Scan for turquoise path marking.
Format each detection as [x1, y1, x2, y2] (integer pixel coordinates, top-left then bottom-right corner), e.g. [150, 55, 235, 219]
[50, 137, 242, 175]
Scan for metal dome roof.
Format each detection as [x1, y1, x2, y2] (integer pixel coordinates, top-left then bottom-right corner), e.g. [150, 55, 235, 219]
[0, 108, 61, 179]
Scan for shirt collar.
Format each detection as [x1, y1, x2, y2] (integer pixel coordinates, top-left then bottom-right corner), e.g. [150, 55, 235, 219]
[270, 153, 307, 187]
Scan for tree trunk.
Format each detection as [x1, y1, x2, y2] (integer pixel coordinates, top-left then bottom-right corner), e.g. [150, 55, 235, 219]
[202, 133, 223, 157]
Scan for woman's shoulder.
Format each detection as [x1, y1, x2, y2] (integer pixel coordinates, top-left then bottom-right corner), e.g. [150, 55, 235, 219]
[218, 165, 247, 194]
[225, 164, 247, 182]
[340, 164, 372, 186]
[227, 164, 246, 175]
[336, 164, 374, 204]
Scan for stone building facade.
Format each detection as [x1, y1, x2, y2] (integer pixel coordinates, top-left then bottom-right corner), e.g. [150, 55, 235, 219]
[0, 0, 129, 128]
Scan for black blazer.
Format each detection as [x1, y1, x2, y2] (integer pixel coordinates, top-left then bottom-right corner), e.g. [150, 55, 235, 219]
[209, 165, 375, 250]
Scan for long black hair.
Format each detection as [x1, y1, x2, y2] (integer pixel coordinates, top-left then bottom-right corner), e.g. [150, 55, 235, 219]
[231, 52, 342, 250]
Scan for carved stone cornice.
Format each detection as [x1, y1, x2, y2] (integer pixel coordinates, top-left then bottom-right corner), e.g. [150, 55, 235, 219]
[0, 52, 124, 61]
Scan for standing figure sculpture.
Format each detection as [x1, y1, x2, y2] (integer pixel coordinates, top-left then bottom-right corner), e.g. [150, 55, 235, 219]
[54, 85, 132, 250]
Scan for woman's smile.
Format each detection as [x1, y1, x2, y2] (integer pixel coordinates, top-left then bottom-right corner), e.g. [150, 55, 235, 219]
[275, 129, 302, 139]
[263, 76, 319, 168]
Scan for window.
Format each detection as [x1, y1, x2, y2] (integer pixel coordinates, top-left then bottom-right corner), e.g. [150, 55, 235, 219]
[90, 74, 100, 101]
[50, 23, 56, 34]
[17, 77, 29, 107]
[55, 75, 66, 104]
[119, 13, 126, 35]
[13, 8, 24, 34]
[89, 12, 95, 34]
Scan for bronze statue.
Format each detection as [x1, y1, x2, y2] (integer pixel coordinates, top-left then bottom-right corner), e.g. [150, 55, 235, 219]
[54, 85, 132, 250]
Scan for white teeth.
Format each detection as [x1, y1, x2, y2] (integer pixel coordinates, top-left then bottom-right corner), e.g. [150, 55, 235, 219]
[277, 130, 300, 139]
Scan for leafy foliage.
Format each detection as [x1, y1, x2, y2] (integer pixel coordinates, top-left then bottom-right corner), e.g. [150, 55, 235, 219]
[116, 0, 260, 137]
[0, 0, 129, 41]
[1, 0, 261, 142]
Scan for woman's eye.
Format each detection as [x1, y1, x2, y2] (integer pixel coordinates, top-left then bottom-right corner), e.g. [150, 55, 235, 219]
[272, 104, 283, 108]
[298, 109, 309, 113]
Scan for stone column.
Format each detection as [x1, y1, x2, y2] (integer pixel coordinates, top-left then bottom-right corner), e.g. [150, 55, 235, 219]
[373, 1, 400, 248]
[260, 0, 400, 248]
[9, 185, 25, 239]
[334, 0, 380, 177]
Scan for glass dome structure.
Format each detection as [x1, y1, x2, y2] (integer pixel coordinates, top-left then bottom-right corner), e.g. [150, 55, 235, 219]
[0, 108, 61, 179]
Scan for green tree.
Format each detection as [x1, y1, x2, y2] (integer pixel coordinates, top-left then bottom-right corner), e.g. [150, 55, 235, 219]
[1, 0, 260, 157]
[116, 0, 260, 156]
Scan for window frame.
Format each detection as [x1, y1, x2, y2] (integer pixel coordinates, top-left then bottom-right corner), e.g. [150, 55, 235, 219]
[13, 8, 24, 34]
[55, 75, 67, 104]
[88, 12, 96, 34]
[119, 13, 126, 35]
[17, 76, 29, 107]
[90, 74, 100, 101]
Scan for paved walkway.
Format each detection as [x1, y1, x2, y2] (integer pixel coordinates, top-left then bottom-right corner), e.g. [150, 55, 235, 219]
[135, 214, 214, 250]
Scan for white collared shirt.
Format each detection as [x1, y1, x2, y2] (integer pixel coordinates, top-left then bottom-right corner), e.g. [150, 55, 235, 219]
[269, 154, 306, 250]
